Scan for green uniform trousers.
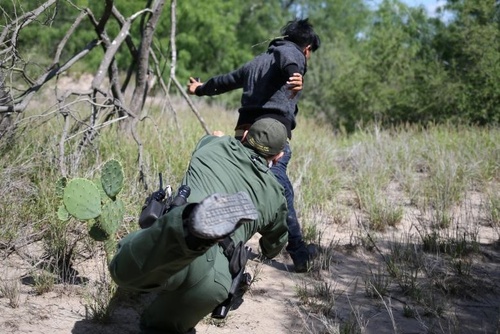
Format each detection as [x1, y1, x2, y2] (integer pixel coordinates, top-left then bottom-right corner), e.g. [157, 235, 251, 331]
[109, 205, 233, 333]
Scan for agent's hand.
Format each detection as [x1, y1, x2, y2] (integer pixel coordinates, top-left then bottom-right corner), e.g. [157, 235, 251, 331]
[187, 77, 202, 95]
[287, 73, 303, 98]
[212, 130, 225, 137]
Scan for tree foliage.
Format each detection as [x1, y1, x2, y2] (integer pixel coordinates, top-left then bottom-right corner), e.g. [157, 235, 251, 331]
[301, 0, 500, 131]
[436, 0, 500, 124]
[329, 1, 455, 130]
[1, 0, 499, 139]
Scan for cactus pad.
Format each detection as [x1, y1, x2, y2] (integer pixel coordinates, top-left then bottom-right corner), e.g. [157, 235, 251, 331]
[101, 159, 124, 198]
[93, 178, 108, 201]
[57, 204, 70, 221]
[100, 198, 125, 236]
[63, 178, 102, 220]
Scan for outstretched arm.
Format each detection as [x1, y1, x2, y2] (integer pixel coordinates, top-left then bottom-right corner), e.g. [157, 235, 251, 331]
[186, 68, 245, 97]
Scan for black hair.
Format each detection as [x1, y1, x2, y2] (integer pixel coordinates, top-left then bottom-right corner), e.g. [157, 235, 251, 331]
[281, 18, 321, 51]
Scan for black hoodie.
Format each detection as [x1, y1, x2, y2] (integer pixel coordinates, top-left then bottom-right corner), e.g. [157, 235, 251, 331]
[195, 40, 307, 138]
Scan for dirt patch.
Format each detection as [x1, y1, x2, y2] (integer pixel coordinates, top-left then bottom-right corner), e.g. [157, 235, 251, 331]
[1, 162, 499, 334]
[2, 208, 500, 334]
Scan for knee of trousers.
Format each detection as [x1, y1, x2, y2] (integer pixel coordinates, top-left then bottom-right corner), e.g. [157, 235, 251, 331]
[140, 251, 231, 332]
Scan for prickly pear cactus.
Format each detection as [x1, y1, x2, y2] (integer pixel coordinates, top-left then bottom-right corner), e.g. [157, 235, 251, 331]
[63, 178, 102, 220]
[57, 159, 126, 263]
[100, 198, 125, 236]
[101, 159, 124, 199]
[57, 204, 70, 221]
[93, 178, 108, 202]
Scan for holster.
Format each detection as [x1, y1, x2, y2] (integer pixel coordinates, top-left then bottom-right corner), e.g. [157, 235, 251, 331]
[138, 199, 166, 229]
[211, 240, 252, 319]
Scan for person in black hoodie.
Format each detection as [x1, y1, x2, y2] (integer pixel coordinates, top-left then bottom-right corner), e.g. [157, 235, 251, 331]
[187, 18, 320, 273]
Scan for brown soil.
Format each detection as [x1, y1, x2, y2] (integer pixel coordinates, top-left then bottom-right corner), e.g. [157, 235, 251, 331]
[2, 206, 500, 334]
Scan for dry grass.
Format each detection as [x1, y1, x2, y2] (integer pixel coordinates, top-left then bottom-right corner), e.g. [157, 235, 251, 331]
[0, 94, 499, 333]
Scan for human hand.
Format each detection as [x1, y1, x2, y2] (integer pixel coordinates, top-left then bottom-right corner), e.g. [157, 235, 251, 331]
[287, 73, 303, 98]
[212, 130, 225, 137]
[187, 77, 202, 95]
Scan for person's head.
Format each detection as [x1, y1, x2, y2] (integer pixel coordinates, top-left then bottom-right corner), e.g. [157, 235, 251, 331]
[281, 18, 321, 60]
[243, 118, 287, 166]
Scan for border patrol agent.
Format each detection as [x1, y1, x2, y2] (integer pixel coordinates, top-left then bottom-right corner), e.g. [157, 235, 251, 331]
[109, 118, 289, 334]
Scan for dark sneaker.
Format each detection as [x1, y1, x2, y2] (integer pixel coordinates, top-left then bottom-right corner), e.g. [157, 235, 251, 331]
[188, 192, 258, 240]
[289, 243, 319, 273]
[306, 243, 319, 259]
[289, 244, 310, 273]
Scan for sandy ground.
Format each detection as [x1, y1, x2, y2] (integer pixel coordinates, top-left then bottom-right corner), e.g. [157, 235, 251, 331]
[2, 206, 500, 334]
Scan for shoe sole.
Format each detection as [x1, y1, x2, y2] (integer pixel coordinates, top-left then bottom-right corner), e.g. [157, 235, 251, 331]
[189, 192, 258, 239]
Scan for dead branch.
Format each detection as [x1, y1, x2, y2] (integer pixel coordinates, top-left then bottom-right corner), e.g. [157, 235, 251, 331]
[53, 10, 88, 66]
[125, 0, 167, 188]
[0, 0, 57, 49]
[150, 46, 178, 129]
[129, 0, 166, 116]
[0, 72, 14, 140]
[172, 75, 211, 135]
[1, 0, 211, 180]
[59, 109, 70, 176]
[110, 6, 139, 94]
[55, 39, 101, 80]
[111, 6, 139, 58]
[168, 0, 177, 93]
[96, 0, 114, 35]
[92, 8, 152, 97]
[0, 39, 101, 113]
[85, 5, 129, 119]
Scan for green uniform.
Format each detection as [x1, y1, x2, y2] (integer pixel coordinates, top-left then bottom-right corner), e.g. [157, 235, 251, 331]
[109, 135, 288, 334]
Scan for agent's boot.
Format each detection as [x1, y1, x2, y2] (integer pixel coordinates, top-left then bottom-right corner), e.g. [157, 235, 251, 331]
[184, 192, 258, 251]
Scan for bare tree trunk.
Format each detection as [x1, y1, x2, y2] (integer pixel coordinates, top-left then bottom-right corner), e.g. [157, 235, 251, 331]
[129, 0, 166, 116]
[168, 0, 177, 94]
[126, 0, 167, 187]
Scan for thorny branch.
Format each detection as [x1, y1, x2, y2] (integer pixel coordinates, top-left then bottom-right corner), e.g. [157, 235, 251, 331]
[53, 10, 88, 67]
